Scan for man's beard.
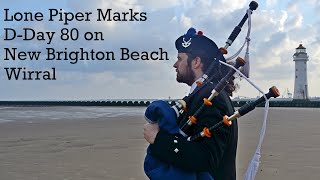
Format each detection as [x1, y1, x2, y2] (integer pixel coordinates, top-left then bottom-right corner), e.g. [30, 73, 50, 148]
[176, 65, 195, 86]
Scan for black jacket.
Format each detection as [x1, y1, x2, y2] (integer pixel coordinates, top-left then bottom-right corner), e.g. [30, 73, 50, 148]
[150, 82, 238, 180]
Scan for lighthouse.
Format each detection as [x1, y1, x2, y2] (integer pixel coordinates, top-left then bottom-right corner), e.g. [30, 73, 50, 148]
[293, 44, 309, 100]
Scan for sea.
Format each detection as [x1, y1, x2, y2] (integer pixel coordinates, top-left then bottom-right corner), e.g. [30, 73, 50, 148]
[0, 106, 146, 123]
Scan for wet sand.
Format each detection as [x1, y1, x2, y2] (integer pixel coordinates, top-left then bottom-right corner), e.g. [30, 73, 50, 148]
[0, 107, 319, 180]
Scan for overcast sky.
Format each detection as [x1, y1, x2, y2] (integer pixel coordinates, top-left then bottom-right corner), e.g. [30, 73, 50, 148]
[0, 0, 319, 100]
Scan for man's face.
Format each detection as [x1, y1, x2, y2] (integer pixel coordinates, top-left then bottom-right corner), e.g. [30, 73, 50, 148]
[173, 53, 195, 86]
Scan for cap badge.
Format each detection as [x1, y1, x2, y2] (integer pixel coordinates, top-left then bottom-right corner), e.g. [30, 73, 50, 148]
[182, 37, 192, 48]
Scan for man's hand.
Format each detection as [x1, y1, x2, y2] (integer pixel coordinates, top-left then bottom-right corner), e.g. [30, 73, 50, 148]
[144, 123, 159, 144]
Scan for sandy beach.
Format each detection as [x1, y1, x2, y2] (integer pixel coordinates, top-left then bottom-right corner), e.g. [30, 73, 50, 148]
[0, 106, 319, 180]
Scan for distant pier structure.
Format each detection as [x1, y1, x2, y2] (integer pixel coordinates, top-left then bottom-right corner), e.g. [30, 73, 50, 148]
[293, 44, 309, 100]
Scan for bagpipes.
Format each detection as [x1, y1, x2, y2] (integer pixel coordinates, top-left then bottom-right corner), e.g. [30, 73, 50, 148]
[188, 86, 280, 141]
[144, 1, 278, 180]
[179, 57, 246, 136]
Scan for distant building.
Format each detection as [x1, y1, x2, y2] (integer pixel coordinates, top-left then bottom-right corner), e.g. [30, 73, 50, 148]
[282, 88, 292, 99]
[293, 44, 309, 100]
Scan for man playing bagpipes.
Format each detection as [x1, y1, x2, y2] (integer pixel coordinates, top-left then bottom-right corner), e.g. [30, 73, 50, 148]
[143, 2, 281, 179]
[144, 27, 238, 180]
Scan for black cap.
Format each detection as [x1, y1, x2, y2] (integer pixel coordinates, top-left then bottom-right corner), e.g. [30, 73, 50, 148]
[175, 28, 220, 59]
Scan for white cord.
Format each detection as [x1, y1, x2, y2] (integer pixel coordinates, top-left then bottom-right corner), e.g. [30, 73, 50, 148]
[219, 61, 265, 98]
[244, 100, 269, 180]
[219, 55, 270, 180]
